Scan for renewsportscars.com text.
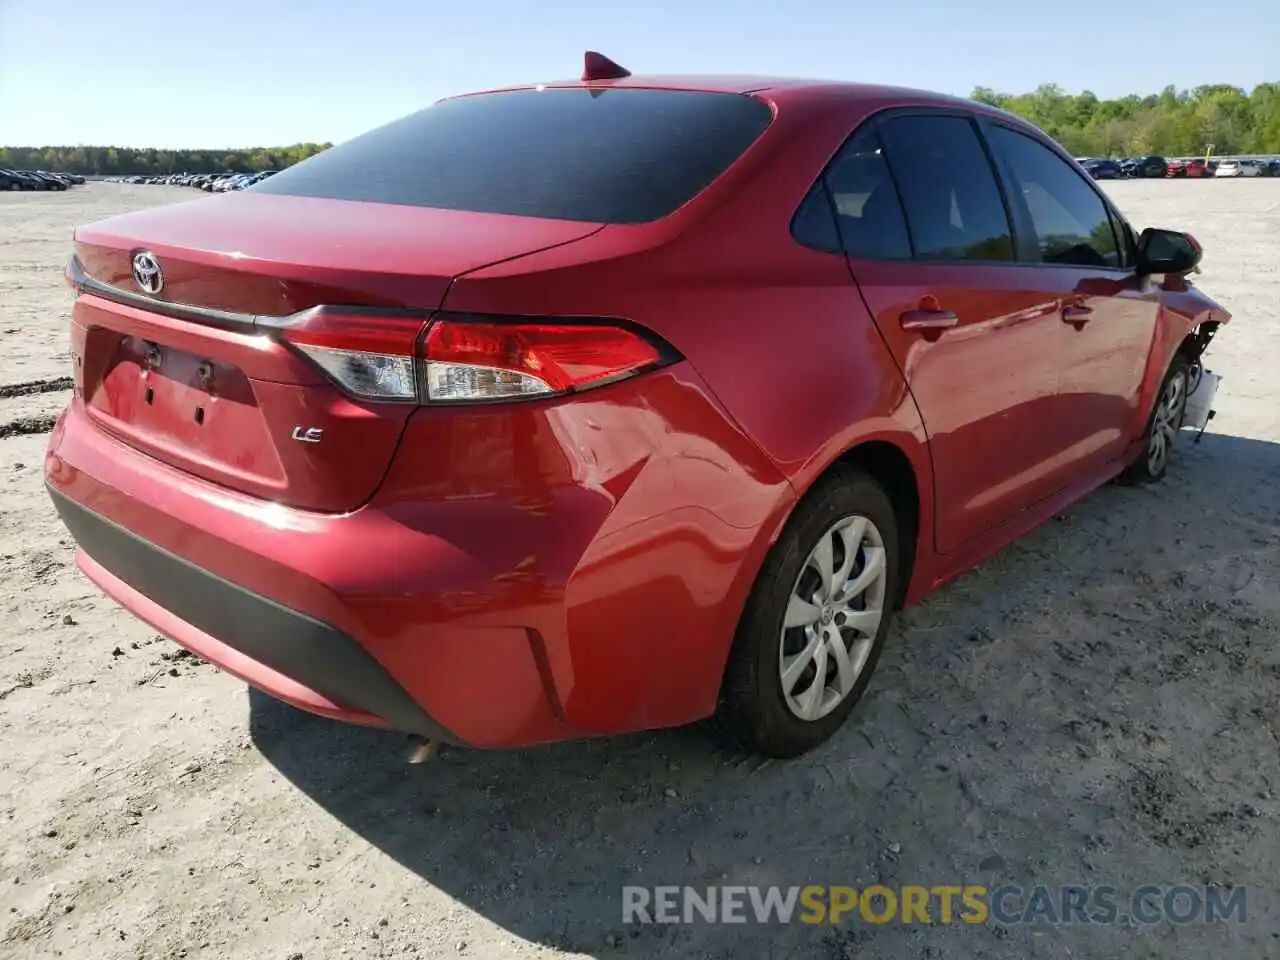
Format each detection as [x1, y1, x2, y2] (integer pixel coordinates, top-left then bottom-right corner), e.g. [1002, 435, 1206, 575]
[622, 884, 1246, 926]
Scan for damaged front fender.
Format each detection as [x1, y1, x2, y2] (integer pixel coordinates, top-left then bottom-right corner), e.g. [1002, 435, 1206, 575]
[1134, 275, 1232, 449]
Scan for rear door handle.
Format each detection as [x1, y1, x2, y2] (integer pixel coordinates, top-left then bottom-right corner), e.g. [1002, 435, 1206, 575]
[900, 309, 959, 331]
[1060, 304, 1094, 326]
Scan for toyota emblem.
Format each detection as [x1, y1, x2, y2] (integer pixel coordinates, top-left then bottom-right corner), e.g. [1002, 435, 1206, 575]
[131, 251, 163, 295]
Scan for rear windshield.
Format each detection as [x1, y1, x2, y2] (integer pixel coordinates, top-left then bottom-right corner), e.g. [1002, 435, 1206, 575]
[249, 88, 773, 224]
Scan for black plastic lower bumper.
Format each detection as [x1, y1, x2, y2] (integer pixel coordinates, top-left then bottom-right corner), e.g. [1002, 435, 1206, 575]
[48, 485, 456, 742]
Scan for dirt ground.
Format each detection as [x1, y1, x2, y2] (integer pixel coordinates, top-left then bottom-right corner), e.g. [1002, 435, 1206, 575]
[1, 180, 1278, 960]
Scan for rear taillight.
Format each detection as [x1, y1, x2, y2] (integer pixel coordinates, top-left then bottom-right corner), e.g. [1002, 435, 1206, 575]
[423, 318, 665, 402]
[273, 310, 676, 405]
[276, 310, 424, 402]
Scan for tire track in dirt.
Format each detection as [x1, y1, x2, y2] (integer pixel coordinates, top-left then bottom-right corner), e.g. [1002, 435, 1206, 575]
[0, 376, 72, 399]
[0, 378, 70, 438]
[0, 414, 59, 439]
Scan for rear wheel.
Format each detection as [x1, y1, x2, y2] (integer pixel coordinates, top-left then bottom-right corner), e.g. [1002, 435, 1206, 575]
[1120, 354, 1190, 485]
[717, 470, 899, 758]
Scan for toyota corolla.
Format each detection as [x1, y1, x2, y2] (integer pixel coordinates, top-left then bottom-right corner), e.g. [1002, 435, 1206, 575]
[46, 54, 1231, 758]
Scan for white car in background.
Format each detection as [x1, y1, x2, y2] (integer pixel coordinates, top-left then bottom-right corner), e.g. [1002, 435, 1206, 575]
[1214, 160, 1259, 178]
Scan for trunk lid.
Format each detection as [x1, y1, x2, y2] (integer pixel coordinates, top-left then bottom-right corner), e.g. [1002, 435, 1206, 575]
[74, 192, 602, 316]
[70, 193, 603, 513]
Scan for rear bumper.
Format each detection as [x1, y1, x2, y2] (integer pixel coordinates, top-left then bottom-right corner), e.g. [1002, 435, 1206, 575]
[49, 485, 452, 740]
[45, 364, 794, 747]
[44, 401, 574, 748]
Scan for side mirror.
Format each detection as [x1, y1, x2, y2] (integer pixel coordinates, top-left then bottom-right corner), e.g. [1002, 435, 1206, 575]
[1135, 227, 1202, 275]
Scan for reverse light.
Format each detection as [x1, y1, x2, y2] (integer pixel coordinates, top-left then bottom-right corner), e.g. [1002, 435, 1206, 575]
[295, 346, 417, 401]
[422, 317, 667, 403]
[275, 310, 427, 402]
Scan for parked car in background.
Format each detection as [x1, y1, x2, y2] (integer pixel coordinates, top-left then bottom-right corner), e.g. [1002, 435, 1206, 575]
[233, 171, 279, 189]
[50, 62, 1232, 759]
[1082, 158, 1121, 179]
[1222, 159, 1260, 178]
[1122, 155, 1168, 178]
[38, 171, 75, 188]
[19, 170, 67, 190]
[1260, 159, 1280, 177]
[217, 174, 256, 192]
[10, 170, 44, 190]
[13, 169, 59, 189]
[1167, 158, 1209, 178]
[2, 169, 28, 189]
[112, 169, 374, 192]
[10, 170, 46, 190]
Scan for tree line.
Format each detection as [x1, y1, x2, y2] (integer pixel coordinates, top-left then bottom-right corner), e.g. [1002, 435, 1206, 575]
[0, 143, 332, 176]
[970, 82, 1280, 157]
[3, 81, 1279, 174]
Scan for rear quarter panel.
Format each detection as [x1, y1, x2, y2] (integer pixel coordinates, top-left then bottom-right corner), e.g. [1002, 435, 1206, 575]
[441, 90, 939, 670]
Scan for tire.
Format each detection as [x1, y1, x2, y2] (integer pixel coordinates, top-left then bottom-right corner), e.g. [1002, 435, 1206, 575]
[1119, 353, 1190, 485]
[716, 469, 900, 758]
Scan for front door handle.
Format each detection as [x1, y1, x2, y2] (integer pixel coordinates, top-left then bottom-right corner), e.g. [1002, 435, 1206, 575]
[900, 308, 959, 331]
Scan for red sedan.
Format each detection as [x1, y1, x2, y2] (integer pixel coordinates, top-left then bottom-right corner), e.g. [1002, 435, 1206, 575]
[46, 55, 1231, 758]
[1167, 158, 1210, 178]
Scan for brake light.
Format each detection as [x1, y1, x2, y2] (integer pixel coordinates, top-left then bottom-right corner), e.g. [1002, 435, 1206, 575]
[423, 318, 664, 402]
[273, 310, 675, 405]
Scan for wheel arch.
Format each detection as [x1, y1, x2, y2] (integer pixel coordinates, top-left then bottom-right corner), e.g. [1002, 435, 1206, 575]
[1136, 294, 1227, 440]
[1176, 319, 1222, 365]
[822, 440, 922, 610]
[767, 431, 932, 612]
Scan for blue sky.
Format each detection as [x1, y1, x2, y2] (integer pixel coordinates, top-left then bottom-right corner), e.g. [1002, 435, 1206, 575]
[1, 0, 1275, 148]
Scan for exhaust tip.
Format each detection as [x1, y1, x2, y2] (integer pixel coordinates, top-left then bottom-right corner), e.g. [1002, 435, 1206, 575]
[406, 736, 440, 764]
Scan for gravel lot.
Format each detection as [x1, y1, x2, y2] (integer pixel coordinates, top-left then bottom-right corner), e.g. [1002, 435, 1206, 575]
[1, 181, 1278, 960]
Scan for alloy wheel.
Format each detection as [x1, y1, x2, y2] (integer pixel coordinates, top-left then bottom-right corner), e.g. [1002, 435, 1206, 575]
[1147, 371, 1187, 475]
[779, 515, 888, 721]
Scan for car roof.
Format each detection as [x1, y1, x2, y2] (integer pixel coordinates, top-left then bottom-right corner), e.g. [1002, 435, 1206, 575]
[449, 74, 985, 111]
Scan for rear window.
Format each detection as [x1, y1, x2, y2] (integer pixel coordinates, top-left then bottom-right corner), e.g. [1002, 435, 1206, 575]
[250, 88, 773, 224]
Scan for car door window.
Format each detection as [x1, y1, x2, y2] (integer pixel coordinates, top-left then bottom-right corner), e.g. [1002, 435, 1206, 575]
[792, 125, 912, 259]
[1106, 210, 1135, 268]
[876, 114, 1015, 262]
[987, 126, 1123, 268]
